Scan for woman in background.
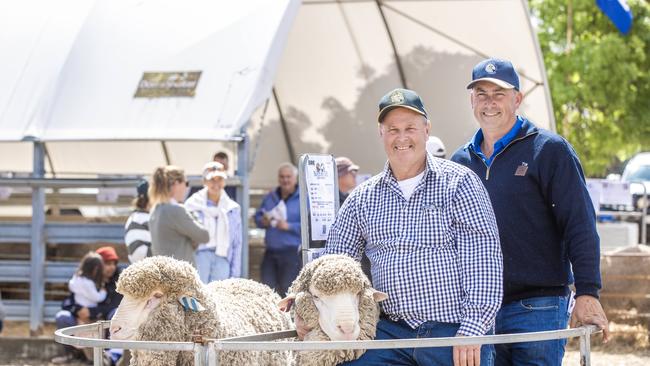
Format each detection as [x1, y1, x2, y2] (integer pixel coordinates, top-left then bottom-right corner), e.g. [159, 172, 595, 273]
[148, 166, 209, 265]
[186, 162, 242, 283]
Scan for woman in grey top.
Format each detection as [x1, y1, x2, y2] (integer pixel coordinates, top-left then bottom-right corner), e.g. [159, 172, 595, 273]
[148, 165, 209, 265]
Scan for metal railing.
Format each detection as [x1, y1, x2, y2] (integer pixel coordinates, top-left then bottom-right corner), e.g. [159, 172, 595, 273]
[55, 322, 600, 366]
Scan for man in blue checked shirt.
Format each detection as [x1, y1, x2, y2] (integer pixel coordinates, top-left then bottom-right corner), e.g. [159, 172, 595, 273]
[315, 88, 503, 366]
[452, 58, 609, 365]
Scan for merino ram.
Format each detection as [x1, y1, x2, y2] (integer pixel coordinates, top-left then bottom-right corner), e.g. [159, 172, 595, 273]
[278, 254, 388, 366]
[109, 256, 292, 365]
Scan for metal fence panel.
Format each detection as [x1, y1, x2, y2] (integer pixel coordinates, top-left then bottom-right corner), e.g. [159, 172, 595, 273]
[55, 322, 599, 365]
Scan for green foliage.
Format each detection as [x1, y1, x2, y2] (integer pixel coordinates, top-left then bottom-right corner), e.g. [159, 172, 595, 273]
[529, 0, 650, 176]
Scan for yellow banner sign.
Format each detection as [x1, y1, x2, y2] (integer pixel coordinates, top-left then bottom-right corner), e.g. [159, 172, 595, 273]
[134, 71, 202, 98]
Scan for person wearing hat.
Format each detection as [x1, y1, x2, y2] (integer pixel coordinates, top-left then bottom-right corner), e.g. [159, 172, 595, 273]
[124, 180, 152, 263]
[335, 156, 360, 206]
[451, 58, 609, 365]
[426, 135, 447, 159]
[53, 246, 124, 364]
[212, 151, 238, 200]
[309, 88, 503, 366]
[185, 162, 242, 283]
[335, 156, 373, 282]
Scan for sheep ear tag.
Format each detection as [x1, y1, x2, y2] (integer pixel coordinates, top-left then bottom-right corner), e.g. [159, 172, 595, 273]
[178, 296, 206, 312]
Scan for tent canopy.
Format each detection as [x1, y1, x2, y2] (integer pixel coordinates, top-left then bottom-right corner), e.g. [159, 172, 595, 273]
[0, 0, 553, 188]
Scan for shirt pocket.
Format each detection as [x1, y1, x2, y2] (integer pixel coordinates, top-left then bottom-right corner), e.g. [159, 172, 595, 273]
[411, 203, 452, 250]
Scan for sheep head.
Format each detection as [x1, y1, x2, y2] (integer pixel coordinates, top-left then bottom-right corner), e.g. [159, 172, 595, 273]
[279, 254, 387, 341]
[110, 256, 205, 340]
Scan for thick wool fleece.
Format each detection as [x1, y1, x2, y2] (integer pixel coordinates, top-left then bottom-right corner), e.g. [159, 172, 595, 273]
[116, 256, 201, 300]
[115, 256, 292, 366]
[288, 255, 382, 366]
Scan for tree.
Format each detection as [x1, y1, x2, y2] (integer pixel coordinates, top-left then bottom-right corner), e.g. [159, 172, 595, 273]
[529, 0, 650, 176]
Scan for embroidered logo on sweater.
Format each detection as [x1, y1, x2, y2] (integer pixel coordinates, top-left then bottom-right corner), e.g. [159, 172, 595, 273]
[514, 162, 528, 176]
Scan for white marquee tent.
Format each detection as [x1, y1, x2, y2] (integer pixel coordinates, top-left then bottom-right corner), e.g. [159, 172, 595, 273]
[0, 0, 554, 189]
[0, 0, 555, 332]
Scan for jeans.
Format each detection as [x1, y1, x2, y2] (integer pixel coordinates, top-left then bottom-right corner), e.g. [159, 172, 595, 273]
[261, 247, 301, 296]
[342, 318, 495, 366]
[55, 310, 81, 356]
[195, 249, 230, 283]
[495, 295, 570, 366]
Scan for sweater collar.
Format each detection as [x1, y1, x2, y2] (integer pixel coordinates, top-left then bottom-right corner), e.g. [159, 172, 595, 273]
[464, 115, 539, 152]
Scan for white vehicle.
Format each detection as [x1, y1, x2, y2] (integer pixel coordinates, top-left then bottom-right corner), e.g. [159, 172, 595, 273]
[622, 152, 650, 213]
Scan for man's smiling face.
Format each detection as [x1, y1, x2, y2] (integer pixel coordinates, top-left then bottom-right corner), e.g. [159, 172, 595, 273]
[379, 107, 430, 167]
[471, 80, 522, 130]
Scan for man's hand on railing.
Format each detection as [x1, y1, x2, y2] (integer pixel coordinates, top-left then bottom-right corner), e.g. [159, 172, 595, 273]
[453, 341, 480, 366]
[570, 295, 610, 343]
[294, 314, 312, 341]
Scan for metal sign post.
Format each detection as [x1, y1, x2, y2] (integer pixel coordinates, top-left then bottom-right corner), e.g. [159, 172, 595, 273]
[298, 154, 339, 265]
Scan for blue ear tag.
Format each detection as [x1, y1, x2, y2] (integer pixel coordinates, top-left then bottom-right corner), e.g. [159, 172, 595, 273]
[178, 296, 206, 312]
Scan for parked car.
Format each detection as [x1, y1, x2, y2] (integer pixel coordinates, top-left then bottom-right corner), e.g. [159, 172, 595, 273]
[621, 152, 650, 213]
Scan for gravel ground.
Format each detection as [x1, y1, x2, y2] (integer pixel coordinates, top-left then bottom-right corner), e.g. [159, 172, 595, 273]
[563, 350, 650, 366]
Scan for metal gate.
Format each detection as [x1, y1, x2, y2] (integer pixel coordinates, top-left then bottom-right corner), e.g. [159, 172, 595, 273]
[55, 322, 599, 366]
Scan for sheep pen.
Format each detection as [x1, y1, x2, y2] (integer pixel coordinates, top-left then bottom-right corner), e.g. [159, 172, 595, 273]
[109, 256, 293, 366]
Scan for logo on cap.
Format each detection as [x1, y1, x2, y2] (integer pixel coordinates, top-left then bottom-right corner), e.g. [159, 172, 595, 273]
[485, 63, 497, 74]
[390, 90, 405, 104]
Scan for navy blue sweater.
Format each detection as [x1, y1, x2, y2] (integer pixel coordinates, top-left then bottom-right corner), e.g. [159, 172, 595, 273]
[451, 118, 601, 304]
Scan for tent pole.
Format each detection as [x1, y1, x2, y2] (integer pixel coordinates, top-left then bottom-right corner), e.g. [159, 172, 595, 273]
[237, 130, 250, 278]
[272, 88, 296, 164]
[30, 141, 46, 336]
[161, 141, 171, 165]
[520, 0, 557, 131]
[375, 0, 408, 88]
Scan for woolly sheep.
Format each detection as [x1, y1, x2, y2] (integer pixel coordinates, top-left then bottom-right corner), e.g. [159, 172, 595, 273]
[278, 254, 388, 366]
[110, 256, 292, 366]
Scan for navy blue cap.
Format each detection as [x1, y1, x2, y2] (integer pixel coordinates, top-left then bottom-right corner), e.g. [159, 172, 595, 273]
[136, 180, 149, 197]
[467, 58, 520, 91]
[377, 88, 428, 123]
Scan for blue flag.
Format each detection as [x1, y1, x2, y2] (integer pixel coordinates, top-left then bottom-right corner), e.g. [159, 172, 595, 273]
[596, 0, 633, 34]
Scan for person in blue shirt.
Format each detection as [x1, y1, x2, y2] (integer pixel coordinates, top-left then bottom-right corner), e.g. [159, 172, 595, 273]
[451, 58, 610, 366]
[255, 162, 302, 296]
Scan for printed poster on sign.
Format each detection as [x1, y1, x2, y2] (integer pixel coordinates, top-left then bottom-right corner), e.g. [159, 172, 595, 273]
[305, 155, 336, 241]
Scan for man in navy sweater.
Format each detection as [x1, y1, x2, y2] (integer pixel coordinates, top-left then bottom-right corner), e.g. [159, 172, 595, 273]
[451, 58, 609, 365]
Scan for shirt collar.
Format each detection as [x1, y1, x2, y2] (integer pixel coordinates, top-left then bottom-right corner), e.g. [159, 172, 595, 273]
[468, 115, 524, 153]
[381, 153, 439, 186]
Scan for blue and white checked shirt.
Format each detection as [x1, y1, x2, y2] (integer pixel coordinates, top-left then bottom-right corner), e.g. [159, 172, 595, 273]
[325, 155, 503, 336]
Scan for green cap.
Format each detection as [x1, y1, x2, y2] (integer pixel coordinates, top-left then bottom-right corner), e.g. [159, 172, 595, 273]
[377, 88, 428, 123]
